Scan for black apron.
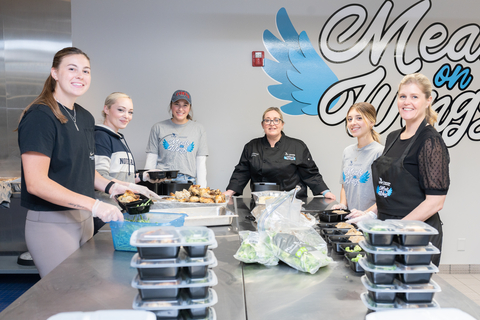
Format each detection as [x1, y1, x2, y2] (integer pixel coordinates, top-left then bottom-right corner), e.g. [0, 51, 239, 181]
[371, 119, 443, 266]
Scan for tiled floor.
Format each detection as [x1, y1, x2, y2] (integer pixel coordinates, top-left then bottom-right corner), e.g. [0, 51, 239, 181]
[437, 273, 480, 306]
[0, 274, 40, 312]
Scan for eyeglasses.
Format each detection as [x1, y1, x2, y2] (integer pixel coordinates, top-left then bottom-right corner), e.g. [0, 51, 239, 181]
[263, 118, 283, 125]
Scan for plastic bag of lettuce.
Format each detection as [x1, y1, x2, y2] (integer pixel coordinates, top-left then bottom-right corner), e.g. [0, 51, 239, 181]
[255, 187, 332, 274]
[234, 231, 279, 266]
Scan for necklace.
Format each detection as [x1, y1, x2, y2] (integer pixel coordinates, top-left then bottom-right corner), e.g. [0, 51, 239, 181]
[56, 98, 79, 131]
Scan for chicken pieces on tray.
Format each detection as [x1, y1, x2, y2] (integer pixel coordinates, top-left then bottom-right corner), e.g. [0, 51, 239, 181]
[164, 185, 226, 203]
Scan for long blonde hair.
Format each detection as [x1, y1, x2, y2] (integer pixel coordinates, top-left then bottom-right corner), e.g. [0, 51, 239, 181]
[398, 73, 437, 126]
[346, 102, 380, 143]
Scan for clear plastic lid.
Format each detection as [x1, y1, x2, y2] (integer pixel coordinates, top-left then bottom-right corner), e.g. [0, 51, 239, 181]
[132, 288, 218, 311]
[358, 257, 439, 273]
[360, 292, 439, 311]
[131, 250, 217, 269]
[132, 269, 218, 289]
[357, 220, 438, 235]
[359, 241, 440, 255]
[361, 275, 441, 293]
[131, 226, 217, 248]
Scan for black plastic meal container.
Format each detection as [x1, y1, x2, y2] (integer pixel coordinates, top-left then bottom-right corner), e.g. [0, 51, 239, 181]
[184, 245, 209, 258]
[396, 253, 434, 266]
[364, 270, 396, 284]
[397, 291, 435, 303]
[333, 241, 354, 253]
[395, 234, 431, 247]
[345, 252, 365, 273]
[327, 235, 350, 244]
[322, 228, 349, 237]
[184, 265, 209, 279]
[365, 251, 396, 266]
[397, 272, 433, 284]
[363, 231, 395, 246]
[158, 181, 193, 196]
[367, 290, 396, 303]
[340, 244, 364, 253]
[138, 287, 180, 300]
[317, 209, 350, 223]
[137, 246, 181, 260]
[137, 266, 180, 280]
[186, 286, 210, 299]
[115, 193, 151, 215]
[186, 307, 209, 319]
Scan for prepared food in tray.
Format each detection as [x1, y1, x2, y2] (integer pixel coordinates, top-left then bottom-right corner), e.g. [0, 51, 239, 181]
[161, 185, 226, 204]
[316, 209, 350, 223]
[115, 191, 153, 215]
[360, 292, 439, 311]
[344, 252, 366, 273]
[130, 226, 217, 259]
[358, 258, 439, 284]
[131, 250, 218, 280]
[359, 240, 440, 266]
[132, 269, 218, 300]
[361, 275, 441, 304]
[357, 220, 438, 247]
[132, 288, 217, 319]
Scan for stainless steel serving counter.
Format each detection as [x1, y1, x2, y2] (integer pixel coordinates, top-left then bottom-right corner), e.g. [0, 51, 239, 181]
[1, 197, 480, 320]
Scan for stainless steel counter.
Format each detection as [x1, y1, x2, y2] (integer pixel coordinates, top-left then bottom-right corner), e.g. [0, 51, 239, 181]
[1, 197, 479, 319]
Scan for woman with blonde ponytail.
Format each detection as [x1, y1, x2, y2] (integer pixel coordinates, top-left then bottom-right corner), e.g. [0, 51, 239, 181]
[332, 102, 383, 211]
[346, 73, 450, 267]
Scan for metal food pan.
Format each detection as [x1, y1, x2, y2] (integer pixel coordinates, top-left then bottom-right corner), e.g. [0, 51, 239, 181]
[150, 206, 237, 226]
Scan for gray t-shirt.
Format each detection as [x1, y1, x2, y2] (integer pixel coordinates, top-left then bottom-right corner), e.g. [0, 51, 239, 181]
[339, 141, 384, 211]
[146, 119, 208, 178]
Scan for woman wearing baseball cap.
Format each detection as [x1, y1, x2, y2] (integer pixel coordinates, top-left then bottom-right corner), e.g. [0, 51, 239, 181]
[144, 90, 208, 187]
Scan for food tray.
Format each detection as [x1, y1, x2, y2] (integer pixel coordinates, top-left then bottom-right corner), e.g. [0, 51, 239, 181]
[360, 240, 440, 266]
[110, 213, 186, 252]
[357, 220, 438, 247]
[317, 222, 354, 229]
[316, 209, 350, 222]
[47, 310, 157, 320]
[150, 207, 237, 227]
[131, 250, 217, 280]
[344, 252, 365, 273]
[359, 241, 397, 266]
[358, 258, 439, 284]
[321, 228, 349, 237]
[154, 195, 230, 208]
[360, 292, 439, 311]
[115, 194, 153, 215]
[365, 308, 477, 320]
[131, 226, 217, 259]
[362, 275, 441, 303]
[341, 244, 364, 253]
[132, 288, 218, 315]
[132, 269, 218, 300]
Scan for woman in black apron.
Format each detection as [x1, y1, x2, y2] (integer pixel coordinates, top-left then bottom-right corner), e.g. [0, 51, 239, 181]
[347, 73, 450, 266]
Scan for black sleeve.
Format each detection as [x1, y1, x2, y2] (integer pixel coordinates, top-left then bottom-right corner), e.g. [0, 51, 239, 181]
[418, 135, 450, 195]
[296, 143, 329, 195]
[226, 144, 252, 195]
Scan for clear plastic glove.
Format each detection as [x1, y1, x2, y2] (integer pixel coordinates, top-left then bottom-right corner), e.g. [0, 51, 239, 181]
[92, 200, 124, 222]
[346, 209, 377, 224]
[331, 203, 348, 210]
[142, 170, 167, 183]
[109, 182, 130, 197]
[128, 183, 162, 200]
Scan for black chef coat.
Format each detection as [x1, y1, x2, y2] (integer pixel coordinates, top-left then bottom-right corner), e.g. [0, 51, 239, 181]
[226, 132, 329, 198]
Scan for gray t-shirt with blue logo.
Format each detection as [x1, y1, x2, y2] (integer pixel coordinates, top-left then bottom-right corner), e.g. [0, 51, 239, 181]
[146, 119, 208, 178]
[339, 141, 384, 211]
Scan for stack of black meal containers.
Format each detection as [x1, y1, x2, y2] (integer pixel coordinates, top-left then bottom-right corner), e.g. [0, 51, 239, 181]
[355, 219, 442, 311]
[129, 226, 218, 320]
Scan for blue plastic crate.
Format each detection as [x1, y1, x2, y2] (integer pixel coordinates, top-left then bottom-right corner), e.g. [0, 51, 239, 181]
[110, 212, 186, 252]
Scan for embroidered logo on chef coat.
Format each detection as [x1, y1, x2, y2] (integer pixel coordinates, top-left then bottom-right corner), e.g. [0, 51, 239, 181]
[284, 152, 296, 161]
[376, 178, 393, 198]
[163, 138, 194, 153]
[251, 152, 259, 157]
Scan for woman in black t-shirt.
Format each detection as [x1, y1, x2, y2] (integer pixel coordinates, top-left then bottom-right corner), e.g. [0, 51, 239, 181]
[346, 73, 450, 266]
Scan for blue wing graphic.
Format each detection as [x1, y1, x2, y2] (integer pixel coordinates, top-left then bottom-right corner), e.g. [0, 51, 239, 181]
[187, 142, 195, 152]
[387, 188, 393, 197]
[263, 8, 339, 115]
[359, 171, 370, 183]
[342, 172, 346, 182]
[162, 139, 170, 150]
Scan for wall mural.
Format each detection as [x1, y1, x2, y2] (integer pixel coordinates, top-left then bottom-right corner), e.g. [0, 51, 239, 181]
[262, 0, 480, 147]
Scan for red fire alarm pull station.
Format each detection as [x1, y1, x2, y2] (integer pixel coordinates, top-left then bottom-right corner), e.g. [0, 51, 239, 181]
[252, 51, 264, 67]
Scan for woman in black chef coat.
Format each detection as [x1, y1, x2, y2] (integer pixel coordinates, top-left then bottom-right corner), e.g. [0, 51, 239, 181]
[224, 107, 335, 199]
[347, 73, 450, 266]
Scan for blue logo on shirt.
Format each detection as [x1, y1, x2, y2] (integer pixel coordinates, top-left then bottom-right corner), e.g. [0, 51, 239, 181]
[163, 138, 195, 153]
[376, 178, 393, 198]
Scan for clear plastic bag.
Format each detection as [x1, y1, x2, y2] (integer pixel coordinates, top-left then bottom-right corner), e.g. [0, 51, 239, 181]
[233, 231, 279, 266]
[257, 188, 332, 274]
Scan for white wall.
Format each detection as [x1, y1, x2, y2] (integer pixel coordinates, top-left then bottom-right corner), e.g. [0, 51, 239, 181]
[72, 0, 480, 265]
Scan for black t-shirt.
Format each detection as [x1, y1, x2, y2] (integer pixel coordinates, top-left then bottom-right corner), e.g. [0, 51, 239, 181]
[384, 125, 450, 196]
[18, 103, 96, 211]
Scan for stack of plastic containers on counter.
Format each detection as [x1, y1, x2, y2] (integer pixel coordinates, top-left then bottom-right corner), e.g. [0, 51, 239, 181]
[130, 226, 219, 320]
[355, 220, 442, 312]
